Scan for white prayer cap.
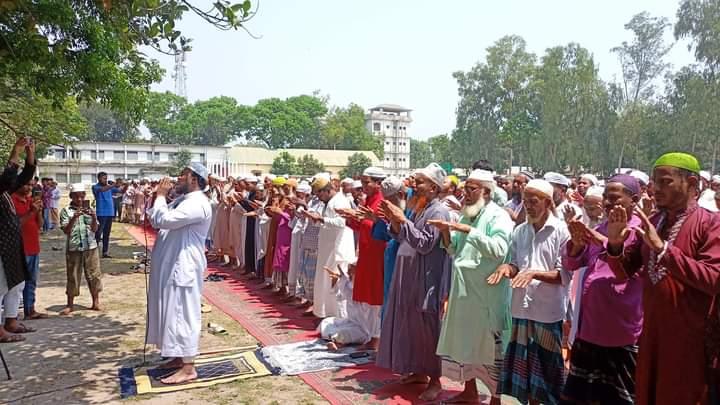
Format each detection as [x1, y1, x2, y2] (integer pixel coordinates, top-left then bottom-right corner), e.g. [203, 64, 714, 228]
[362, 166, 387, 179]
[381, 176, 404, 197]
[142, 177, 151, 182]
[586, 186, 605, 198]
[543, 172, 570, 188]
[352, 180, 362, 189]
[185, 162, 209, 180]
[297, 181, 312, 194]
[244, 175, 258, 183]
[341, 177, 354, 185]
[256, 183, 265, 191]
[700, 170, 712, 182]
[415, 163, 447, 187]
[712, 175, 720, 184]
[629, 170, 649, 186]
[69, 183, 85, 193]
[525, 179, 554, 201]
[266, 174, 276, 180]
[581, 174, 599, 185]
[467, 169, 495, 183]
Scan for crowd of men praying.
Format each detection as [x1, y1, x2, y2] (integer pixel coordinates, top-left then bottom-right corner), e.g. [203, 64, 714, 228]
[0, 133, 718, 404]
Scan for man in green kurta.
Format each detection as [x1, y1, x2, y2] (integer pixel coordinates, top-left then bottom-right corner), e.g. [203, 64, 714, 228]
[429, 169, 515, 405]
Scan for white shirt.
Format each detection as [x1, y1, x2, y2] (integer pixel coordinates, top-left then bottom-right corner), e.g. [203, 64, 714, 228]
[509, 214, 570, 323]
[557, 200, 583, 222]
[699, 189, 719, 212]
[49, 188, 61, 209]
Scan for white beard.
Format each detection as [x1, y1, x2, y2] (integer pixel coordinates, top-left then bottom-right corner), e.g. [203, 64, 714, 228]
[462, 198, 486, 219]
[398, 199, 406, 211]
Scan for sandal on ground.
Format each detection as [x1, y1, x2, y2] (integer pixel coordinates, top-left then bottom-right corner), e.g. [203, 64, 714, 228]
[24, 312, 48, 320]
[8, 323, 36, 333]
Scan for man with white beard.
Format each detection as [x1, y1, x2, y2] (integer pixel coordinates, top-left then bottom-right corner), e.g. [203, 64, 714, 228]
[429, 169, 515, 405]
[146, 163, 211, 384]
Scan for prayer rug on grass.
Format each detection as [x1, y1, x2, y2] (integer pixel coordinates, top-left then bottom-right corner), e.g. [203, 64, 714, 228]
[119, 349, 276, 398]
[261, 339, 372, 375]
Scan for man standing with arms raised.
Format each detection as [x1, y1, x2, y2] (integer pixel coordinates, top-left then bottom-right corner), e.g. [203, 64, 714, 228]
[606, 152, 720, 405]
[146, 163, 211, 384]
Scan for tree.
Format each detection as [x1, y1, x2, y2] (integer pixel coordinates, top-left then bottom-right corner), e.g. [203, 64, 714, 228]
[270, 152, 299, 175]
[168, 149, 193, 177]
[297, 154, 325, 176]
[318, 103, 383, 158]
[0, 0, 255, 124]
[143, 91, 189, 143]
[238, 95, 327, 149]
[79, 102, 139, 142]
[339, 153, 372, 178]
[676, 0, 720, 73]
[410, 138, 433, 168]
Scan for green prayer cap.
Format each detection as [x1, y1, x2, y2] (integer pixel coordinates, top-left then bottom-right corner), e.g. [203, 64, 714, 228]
[653, 152, 701, 174]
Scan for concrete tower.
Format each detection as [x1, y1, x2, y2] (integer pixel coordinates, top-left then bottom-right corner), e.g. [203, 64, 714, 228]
[365, 104, 412, 177]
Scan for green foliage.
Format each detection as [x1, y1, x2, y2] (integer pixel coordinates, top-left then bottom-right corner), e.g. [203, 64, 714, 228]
[410, 135, 453, 168]
[318, 104, 383, 158]
[676, 0, 720, 72]
[270, 151, 299, 175]
[410, 138, 433, 168]
[297, 154, 325, 176]
[339, 153, 372, 178]
[79, 102, 139, 142]
[168, 149, 193, 177]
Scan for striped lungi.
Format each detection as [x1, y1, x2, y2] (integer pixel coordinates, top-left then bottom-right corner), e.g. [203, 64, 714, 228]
[296, 248, 317, 299]
[499, 318, 565, 404]
[561, 339, 637, 405]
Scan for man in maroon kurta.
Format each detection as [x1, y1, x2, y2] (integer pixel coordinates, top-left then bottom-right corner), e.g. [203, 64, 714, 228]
[606, 152, 720, 405]
[339, 167, 387, 350]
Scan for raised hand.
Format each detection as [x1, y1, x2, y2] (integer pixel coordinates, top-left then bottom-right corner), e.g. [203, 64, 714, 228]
[563, 204, 580, 223]
[357, 205, 377, 221]
[607, 205, 631, 247]
[427, 219, 450, 231]
[487, 264, 514, 285]
[448, 222, 472, 234]
[633, 207, 665, 253]
[155, 177, 173, 197]
[640, 196, 655, 218]
[567, 219, 588, 249]
[380, 200, 406, 224]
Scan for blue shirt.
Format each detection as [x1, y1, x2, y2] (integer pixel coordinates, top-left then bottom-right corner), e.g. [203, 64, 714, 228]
[92, 183, 118, 217]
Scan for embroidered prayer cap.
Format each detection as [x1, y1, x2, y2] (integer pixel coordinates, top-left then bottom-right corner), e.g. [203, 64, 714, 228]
[653, 152, 701, 174]
[297, 182, 312, 194]
[700, 170, 711, 182]
[244, 175, 259, 183]
[524, 179, 554, 201]
[581, 173, 599, 185]
[352, 180, 362, 189]
[415, 163, 447, 187]
[519, 170, 535, 180]
[585, 186, 605, 198]
[467, 169, 495, 183]
[69, 183, 85, 193]
[607, 174, 640, 196]
[362, 166, 387, 179]
[311, 175, 330, 192]
[341, 177, 354, 185]
[272, 177, 287, 186]
[629, 170, 650, 186]
[381, 176, 404, 197]
[185, 162, 209, 180]
[543, 172, 571, 188]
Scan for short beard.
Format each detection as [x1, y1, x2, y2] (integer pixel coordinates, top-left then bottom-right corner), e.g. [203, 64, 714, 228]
[462, 197, 486, 219]
[178, 182, 190, 194]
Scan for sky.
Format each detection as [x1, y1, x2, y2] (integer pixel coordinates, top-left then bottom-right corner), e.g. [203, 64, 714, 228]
[149, 0, 697, 140]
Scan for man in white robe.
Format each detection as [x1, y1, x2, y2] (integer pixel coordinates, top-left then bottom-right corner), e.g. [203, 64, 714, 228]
[146, 162, 212, 384]
[307, 176, 356, 318]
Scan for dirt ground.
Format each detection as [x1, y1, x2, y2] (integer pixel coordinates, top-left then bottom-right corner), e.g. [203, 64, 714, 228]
[0, 223, 326, 405]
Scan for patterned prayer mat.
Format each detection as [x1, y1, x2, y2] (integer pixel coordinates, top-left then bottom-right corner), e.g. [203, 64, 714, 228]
[262, 339, 372, 375]
[119, 349, 276, 398]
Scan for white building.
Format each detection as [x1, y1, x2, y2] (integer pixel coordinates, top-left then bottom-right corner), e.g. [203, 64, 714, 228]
[365, 104, 412, 177]
[39, 142, 229, 184]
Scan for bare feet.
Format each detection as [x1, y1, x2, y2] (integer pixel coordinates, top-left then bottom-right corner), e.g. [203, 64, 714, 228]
[0, 333, 24, 343]
[357, 337, 379, 351]
[326, 341, 339, 351]
[160, 364, 198, 384]
[3, 322, 36, 334]
[301, 308, 315, 317]
[297, 300, 313, 309]
[418, 379, 442, 401]
[59, 306, 74, 316]
[442, 390, 482, 403]
[400, 373, 430, 385]
[91, 303, 105, 311]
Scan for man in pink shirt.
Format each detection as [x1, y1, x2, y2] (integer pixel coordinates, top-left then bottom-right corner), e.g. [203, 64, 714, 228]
[561, 174, 644, 405]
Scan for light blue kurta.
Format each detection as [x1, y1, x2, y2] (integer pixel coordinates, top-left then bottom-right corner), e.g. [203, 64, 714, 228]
[436, 201, 514, 365]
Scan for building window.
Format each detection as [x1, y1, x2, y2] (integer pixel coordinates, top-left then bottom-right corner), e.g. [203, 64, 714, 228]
[69, 150, 80, 159]
[90, 151, 97, 160]
[54, 149, 66, 159]
[114, 151, 124, 160]
[127, 151, 138, 160]
[373, 123, 381, 131]
[55, 173, 68, 183]
[386, 125, 390, 129]
[69, 174, 82, 183]
[154, 152, 160, 160]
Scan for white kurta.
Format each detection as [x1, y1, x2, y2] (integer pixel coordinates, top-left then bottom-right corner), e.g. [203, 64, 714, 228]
[287, 207, 306, 295]
[318, 276, 369, 345]
[313, 193, 356, 318]
[147, 190, 211, 358]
